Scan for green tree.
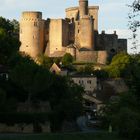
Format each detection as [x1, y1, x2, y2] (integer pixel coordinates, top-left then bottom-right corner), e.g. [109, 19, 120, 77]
[10, 19, 19, 34]
[101, 92, 140, 139]
[37, 55, 53, 69]
[124, 54, 140, 99]
[128, 0, 140, 52]
[10, 58, 52, 103]
[48, 76, 83, 131]
[61, 53, 73, 66]
[0, 17, 20, 65]
[105, 53, 132, 78]
[0, 17, 13, 32]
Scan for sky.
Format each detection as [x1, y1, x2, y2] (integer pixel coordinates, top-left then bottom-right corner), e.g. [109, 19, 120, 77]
[0, 0, 139, 53]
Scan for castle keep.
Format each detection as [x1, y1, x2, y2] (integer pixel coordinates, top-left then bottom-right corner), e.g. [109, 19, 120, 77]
[20, 0, 127, 64]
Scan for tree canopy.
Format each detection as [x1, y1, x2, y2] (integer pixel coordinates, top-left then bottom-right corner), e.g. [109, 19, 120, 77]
[0, 17, 20, 65]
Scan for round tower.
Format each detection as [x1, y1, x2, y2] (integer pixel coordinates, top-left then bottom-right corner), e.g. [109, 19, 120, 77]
[79, 0, 88, 18]
[79, 16, 94, 50]
[19, 12, 45, 58]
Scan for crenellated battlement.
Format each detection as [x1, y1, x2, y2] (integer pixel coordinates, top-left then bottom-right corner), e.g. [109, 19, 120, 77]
[21, 11, 42, 19]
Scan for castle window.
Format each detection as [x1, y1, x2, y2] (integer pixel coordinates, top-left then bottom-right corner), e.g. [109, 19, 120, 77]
[26, 45, 28, 48]
[34, 22, 38, 26]
[78, 29, 79, 33]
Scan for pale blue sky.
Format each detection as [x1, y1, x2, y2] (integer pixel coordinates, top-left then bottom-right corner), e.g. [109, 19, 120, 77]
[0, 0, 133, 30]
[0, 0, 139, 53]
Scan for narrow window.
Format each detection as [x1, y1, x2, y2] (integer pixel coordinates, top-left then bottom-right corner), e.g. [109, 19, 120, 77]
[34, 22, 37, 26]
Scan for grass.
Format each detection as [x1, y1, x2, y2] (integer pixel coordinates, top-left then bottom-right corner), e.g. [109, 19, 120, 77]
[0, 132, 125, 140]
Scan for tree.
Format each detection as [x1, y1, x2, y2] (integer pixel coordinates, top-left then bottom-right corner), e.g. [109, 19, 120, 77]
[0, 17, 13, 32]
[125, 54, 140, 99]
[101, 54, 140, 139]
[0, 17, 20, 65]
[37, 55, 53, 69]
[48, 76, 83, 131]
[10, 58, 53, 103]
[61, 53, 73, 66]
[128, 0, 140, 52]
[101, 91, 140, 139]
[104, 53, 132, 78]
[10, 19, 19, 34]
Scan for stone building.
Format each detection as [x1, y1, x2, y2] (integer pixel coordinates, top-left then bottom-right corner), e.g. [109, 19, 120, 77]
[19, 0, 127, 64]
[71, 75, 97, 94]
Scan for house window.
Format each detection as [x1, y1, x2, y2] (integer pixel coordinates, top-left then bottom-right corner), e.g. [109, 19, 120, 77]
[79, 80, 84, 84]
[0, 73, 9, 81]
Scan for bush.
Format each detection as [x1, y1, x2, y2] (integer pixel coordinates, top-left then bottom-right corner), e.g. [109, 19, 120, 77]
[62, 53, 73, 66]
[117, 107, 140, 139]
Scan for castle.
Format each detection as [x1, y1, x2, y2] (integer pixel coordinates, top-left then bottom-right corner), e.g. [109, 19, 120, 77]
[19, 0, 127, 64]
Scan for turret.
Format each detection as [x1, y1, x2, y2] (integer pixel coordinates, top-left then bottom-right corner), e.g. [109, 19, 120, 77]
[78, 0, 94, 50]
[19, 12, 45, 58]
[79, 0, 88, 18]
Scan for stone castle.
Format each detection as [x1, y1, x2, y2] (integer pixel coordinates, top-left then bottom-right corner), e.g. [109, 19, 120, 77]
[19, 0, 127, 64]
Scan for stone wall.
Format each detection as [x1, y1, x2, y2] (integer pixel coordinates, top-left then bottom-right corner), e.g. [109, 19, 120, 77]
[48, 19, 63, 55]
[76, 50, 107, 64]
[0, 122, 50, 133]
[65, 7, 79, 21]
[97, 51, 108, 64]
[65, 6, 99, 31]
[66, 47, 76, 58]
[62, 20, 69, 46]
[97, 78, 129, 102]
[88, 6, 99, 31]
[47, 19, 68, 56]
[17, 101, 51, 113]
[118, 39, 127, 53]
[76, 50, 97, 63]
